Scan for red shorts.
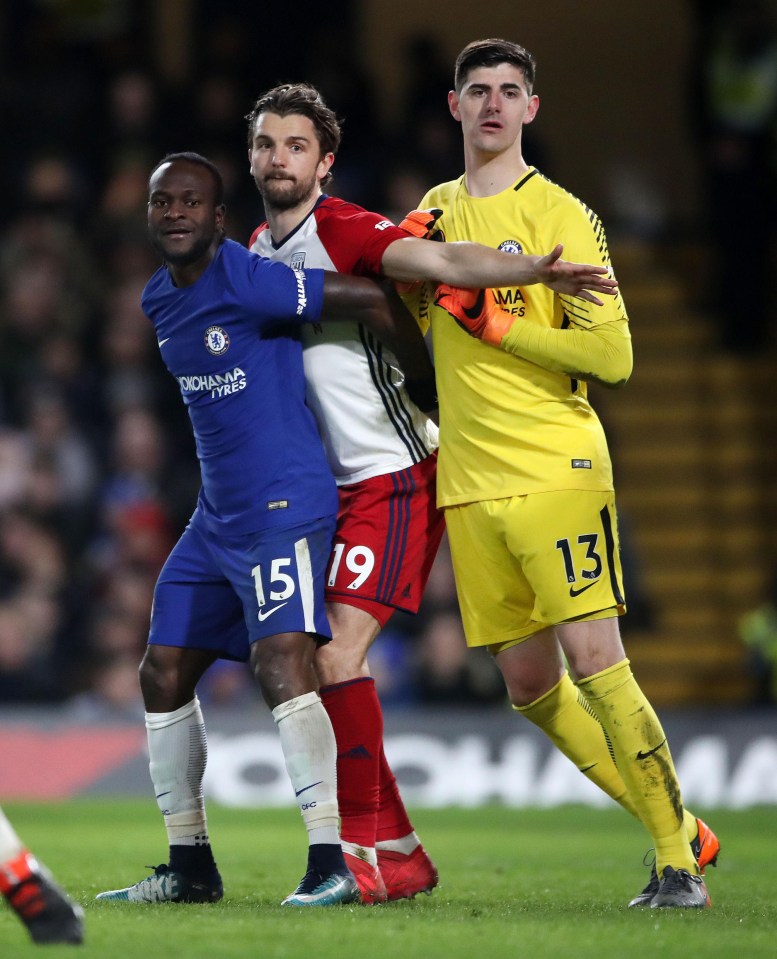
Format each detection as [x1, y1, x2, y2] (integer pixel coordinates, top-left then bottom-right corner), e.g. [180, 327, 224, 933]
[325, 453, 444, 626]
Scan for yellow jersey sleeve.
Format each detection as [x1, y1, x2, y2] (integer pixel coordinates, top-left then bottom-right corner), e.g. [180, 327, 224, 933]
[500, 316, 632, 387]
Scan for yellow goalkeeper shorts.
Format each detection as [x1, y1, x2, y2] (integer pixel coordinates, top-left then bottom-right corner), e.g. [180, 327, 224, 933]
[444, 489, 626, 649]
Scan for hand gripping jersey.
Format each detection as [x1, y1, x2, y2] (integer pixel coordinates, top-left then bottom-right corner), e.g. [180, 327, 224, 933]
[418, 169, 629, 508]
[249, 196, 438, 486]
[141, 238, 337, 536]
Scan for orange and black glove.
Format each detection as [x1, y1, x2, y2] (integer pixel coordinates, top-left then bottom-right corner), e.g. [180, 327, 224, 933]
[394, 209, 445, 295]
[397, 208, 445, 241]
[434, 285, 514, 347]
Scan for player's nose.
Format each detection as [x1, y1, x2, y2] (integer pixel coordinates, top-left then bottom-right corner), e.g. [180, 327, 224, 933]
[163, 201, 185, 218]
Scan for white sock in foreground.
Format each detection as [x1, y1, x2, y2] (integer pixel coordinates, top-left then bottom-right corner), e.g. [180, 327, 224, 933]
[273, 691, 341, 846]
[146, 697, 209, 846]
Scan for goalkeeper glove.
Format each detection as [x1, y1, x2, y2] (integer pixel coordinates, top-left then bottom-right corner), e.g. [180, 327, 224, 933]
[395, 209, 445, 295]
[397, 208, 445, 241]
[434, 285, 514, 347]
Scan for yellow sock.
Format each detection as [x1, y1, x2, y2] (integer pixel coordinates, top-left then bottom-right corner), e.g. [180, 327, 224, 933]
[515, 673, 641, 818]
[517, 674, 701, 850]
[684, 809, 698, 845]
[576, 659, 697, 875]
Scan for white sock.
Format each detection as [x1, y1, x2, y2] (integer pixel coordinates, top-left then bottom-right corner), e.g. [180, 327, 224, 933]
[376, 832, 421, 855]
[272, 691, 340, 846]
[0, 808, 23, 861]
[146, 697, 209, 846]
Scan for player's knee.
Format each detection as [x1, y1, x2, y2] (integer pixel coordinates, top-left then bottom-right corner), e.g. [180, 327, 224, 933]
[251, 634, 317, 709]
[498, 659, 565, 708]
[139, 650, 186, 711]
[506, 677, 559, 708]
[314, 639, 368, 685]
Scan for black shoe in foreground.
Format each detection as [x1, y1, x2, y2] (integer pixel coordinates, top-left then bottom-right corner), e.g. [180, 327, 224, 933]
[650, 866, 711, 909]
[627, 857, 660, 909]
[629, 817, 720, 908]
[5, 860, 84, 945]
[282, 867, 360, 907]
[95, 863, 223, 903]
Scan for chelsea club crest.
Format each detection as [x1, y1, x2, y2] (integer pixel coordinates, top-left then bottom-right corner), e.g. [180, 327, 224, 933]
[205, 326, 230, 355]
[498, 239, 523, 255]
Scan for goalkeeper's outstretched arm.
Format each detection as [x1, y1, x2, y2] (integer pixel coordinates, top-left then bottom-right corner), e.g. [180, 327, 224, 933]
[435, 285, 632, 389]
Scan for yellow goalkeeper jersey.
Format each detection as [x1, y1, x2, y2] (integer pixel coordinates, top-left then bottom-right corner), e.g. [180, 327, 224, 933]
[418, 168, 629, 508]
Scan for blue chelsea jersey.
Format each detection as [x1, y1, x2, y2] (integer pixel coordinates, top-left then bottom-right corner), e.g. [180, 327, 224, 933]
[141, 239, 336, 536]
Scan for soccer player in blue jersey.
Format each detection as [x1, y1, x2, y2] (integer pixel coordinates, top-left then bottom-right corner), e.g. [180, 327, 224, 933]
[96, 152, 437, 908]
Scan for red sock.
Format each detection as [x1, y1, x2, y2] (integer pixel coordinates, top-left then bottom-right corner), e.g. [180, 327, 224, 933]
[320, 677, 382, 847]
[376, 744, 414, 843]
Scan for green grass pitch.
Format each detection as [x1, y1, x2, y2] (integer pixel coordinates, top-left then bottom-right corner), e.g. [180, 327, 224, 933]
[0, 800, 773, 958]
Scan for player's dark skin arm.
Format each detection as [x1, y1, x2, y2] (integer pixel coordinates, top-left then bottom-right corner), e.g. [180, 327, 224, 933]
[321, 272, 436, 412]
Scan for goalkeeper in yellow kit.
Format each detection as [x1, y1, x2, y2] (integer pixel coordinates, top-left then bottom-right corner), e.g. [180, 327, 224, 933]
[404, 38, 719, 909]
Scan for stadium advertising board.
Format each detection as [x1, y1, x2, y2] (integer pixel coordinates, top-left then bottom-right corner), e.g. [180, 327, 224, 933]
[1, 708, 775, 808]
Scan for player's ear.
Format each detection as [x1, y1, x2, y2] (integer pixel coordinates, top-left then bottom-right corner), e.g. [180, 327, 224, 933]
[448, 89, 461, 122]
[523, 94, 540, 125]
[317, 152, 335, 182]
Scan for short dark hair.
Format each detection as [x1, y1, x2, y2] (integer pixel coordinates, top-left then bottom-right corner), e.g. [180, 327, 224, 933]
[245, 83, 342, 185]
[454, 39, 536, 93]
[149, 151, 225, 205]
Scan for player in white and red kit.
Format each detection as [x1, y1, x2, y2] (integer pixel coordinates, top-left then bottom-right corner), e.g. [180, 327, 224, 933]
[249, 177, 443, 907]
[245, 83, 619, 903]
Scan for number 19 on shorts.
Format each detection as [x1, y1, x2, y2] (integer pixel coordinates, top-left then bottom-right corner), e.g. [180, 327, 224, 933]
[327, 543, 375, 590]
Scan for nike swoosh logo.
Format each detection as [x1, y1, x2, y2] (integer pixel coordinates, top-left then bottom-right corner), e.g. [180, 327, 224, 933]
[569, 582, 596, 597]
[156, 791, 171, 799]
[257, 602, 288, 622]
[636, 739, 667, 761]
[295, 781, 323, 797]
[462, 288, 486, 320]
[158, 337, 170, 347]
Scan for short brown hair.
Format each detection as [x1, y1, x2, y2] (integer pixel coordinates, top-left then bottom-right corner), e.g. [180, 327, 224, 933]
[246, 83, 342, 185]
[454, 39, 536, 93]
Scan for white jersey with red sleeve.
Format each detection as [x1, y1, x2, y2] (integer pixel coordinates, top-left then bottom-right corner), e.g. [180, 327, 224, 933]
[249, 195, 438, 486]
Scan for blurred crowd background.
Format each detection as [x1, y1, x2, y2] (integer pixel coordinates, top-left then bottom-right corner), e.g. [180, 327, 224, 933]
[1, 0, 776, 718]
